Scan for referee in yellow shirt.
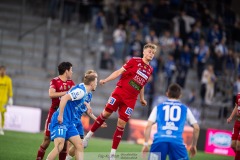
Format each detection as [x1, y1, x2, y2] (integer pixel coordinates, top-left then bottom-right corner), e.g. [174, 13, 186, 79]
[0, 65, 13, 135]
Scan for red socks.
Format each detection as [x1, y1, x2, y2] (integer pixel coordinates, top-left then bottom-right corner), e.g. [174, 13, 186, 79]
[59, 143, 67, 160]
[91, 113, 107, 132]
[112, 126, 124, 149]
[36, 146, 46, 160]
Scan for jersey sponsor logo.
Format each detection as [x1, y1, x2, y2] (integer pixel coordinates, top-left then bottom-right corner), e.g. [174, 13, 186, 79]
[166, 130, 172, 135]
[162, 122, 178, 130]
[129, 80, 141, 90]
[136, 70, 148, 80]
[125, 107, 133, 116]
[133, 75, 146, 86]
[108, 97, 116, 105]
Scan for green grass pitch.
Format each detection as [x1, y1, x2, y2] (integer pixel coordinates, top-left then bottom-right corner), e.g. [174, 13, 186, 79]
[0, 130, 232, 160]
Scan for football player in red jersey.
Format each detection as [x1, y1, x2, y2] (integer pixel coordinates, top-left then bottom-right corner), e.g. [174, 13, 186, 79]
[227, 93, 240, 160]
[83, 43, 158, 159]
[36, 62, 75, 160]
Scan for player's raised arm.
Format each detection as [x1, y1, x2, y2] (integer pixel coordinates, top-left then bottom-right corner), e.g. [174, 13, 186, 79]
[99, 67, 125, 85]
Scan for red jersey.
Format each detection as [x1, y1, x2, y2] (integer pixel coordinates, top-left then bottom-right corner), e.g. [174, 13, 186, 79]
[49, 77, 75, 110]
[236, 93, 240, 115]
[116, 57, 153, 98]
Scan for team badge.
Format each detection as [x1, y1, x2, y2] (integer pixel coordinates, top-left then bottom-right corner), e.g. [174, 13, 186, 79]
[108, 97, 116, 105]
[125, 107, 133, 116]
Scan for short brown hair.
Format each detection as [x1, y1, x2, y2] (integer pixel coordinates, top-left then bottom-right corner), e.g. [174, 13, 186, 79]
[167, 83, 181, 99]
[143, 43, 158, 53]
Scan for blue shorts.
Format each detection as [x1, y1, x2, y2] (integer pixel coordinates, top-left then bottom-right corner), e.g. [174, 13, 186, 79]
[50, 123, 79, 141]
[75, 122, 84, 137]
[50, 113, 79, 141]
[149, 142, 189, 160]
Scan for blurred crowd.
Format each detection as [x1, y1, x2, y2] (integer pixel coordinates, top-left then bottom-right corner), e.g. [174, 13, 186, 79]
[41, 0, 240, 112]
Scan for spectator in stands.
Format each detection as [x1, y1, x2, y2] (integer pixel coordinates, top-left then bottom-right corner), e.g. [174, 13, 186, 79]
[201, 64, 217, 105]
[112, 24, 127, 60]
[176, 45, 191, 88]
[99, 40, 115, 70]
[194, 38, 210, 81]
[188, 22, 202, 47]
[214, 37, 228, 76]
[91, 11, 107, 32]
[173, 9, 195, 43]
[164, 54, 176, 90]
[116, 1, 129, 25]
[0, 65, 13, 135]
[140, 4, 153, 39]
[144, 29, 159, 44]
[207, 23, 223, 47]
[91, 10, 107, 43]
[128, 33, 143, 57]
[224, 49, 237, 83]
[159, 30, 175, 56]
[172, 31, 183, 64]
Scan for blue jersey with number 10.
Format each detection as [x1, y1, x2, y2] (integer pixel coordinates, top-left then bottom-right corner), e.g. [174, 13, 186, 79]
[154, 99, 187, 144]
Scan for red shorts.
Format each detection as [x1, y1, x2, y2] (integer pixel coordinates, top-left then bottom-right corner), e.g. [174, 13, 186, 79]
[232, 119, 240, 141]
[105, 87, 137, 122]
[44, 108, 56, 136]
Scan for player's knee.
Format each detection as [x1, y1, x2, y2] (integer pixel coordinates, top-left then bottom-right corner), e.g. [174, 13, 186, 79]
[236, 144, 240, 151]
[231, 143, 236, 150]
[74, 142, 83, 151]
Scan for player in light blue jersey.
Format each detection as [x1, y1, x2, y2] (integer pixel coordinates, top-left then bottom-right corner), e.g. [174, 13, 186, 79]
[66, 70, 107, 160]
[46, 73, 98, 160]
[142, 83, 200, 160]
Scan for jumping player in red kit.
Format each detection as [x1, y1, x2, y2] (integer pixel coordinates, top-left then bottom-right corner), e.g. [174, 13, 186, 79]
[227, 93, 240, 160]
[83, 43, 158, 159]
[36, 62, 75, 160]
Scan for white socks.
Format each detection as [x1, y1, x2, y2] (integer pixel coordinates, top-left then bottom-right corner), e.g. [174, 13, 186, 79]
[85, 131, 94, 138]
[110, 149, 116, 155]
[65, 154, 73, 160]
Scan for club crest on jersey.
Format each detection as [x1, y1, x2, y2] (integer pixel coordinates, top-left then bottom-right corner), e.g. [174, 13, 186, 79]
[108, 97, 116, 105]
[125, 107, 133, 116]
[71, 92, 79, 99]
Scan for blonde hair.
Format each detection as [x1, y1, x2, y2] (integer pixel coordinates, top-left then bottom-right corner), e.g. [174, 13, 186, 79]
[143, 43, 158, 53]
[84, 70, 97, 77]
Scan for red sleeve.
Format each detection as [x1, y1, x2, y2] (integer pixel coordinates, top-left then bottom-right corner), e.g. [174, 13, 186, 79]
[122, 58, 134, 70]
[49, 79, 57, 89]
[236, 94, 240, 105]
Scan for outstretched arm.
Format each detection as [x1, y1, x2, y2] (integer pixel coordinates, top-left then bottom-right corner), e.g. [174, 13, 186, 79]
[99, 67, 125, 85]
[227, 104, 237, 123]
